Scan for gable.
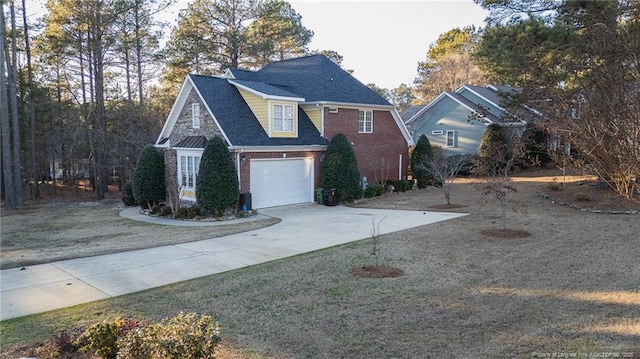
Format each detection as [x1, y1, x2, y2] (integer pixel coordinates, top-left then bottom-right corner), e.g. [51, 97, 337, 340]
[155, 79, 229, 148]
[409, 95, 488, 155]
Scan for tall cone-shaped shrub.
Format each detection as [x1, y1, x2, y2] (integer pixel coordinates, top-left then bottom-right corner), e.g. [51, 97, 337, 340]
[321, 133, 362, 202]
[133, 144, 165, 208]
[196, 136, 239, 216]
[478, 123, 507, 159]
[410, 134, 435, 188]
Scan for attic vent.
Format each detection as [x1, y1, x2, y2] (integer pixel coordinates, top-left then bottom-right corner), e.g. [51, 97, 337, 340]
[432, 130, 444, 135]
[328, 107, 338, 114]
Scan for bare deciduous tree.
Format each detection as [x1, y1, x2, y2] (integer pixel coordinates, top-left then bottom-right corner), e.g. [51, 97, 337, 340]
[420, 148, 469, 205]
[472, 128, 525, 230]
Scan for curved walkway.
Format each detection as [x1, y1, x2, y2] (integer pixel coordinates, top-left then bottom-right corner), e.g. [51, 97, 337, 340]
[0, 203, 467, 321]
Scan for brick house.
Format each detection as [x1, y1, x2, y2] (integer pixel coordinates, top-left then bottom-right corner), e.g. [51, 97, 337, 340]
[155, 55, 414, 209]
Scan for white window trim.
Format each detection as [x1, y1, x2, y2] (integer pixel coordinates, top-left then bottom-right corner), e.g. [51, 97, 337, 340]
[446, 130, 456, 147]
[272, 103, 295, 133]
[358, 109, 373, 133]
[178, 151, 202, 190]
[192, 103, 200, 129]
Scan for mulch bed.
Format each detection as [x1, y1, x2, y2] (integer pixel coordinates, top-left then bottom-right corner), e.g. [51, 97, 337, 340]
[350, 265, 405, 278]
[428, 203, 468, 210]
[480, 229, 532, 238]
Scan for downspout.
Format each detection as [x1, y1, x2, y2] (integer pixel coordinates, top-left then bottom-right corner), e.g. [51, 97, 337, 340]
[398, 154, 403, 180]
[236, 150, 242, 192]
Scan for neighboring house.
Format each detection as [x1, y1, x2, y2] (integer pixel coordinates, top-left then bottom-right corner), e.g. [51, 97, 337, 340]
[155, 55, 414, 209]
[402, 84, 526, 156]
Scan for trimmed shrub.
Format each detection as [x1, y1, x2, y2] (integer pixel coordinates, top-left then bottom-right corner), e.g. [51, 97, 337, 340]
[321, 133, 362, 202]
[196, 136, 239, 216]
[364, 184, 384, 198]
[74, 318, 146, 359]
[117, 312, 221, 359]
[410, 134, 435, 189]
[133, 144, 165, 208]
[387, 179, 413, 192]
[475, 123, 514, 175]
[478, 123, 508, 161]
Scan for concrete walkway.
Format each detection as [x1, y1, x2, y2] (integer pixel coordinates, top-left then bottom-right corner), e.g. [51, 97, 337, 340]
[0, 204, 467, 321]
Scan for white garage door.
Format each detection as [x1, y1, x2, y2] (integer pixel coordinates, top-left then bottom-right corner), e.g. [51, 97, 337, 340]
[250, 158, 314, 209]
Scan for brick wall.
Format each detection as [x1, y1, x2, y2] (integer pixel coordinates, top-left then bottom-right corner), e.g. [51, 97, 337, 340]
[169, 89, 224, 144]
[324, 108, 409, 183]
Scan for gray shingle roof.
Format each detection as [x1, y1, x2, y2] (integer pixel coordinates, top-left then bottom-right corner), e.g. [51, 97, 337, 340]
[447, 91, 501, 123]
[189, 74, 327, 147]
[231, 79, 303, 99]
[463, 85, 517, 108]
[401, 105, 427, 122]
[229, 55, 391, 106]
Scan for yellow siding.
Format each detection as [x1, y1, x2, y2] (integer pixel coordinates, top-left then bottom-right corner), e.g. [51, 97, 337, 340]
[302, 106, 322, 133]
[238, 88, 301, 138]
[238, 89, 269, 132]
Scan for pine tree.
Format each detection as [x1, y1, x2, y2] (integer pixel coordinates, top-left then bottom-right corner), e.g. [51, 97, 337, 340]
[321, 133, 362, 202]
[196, 136, 239, 216]
[133, 144, 165, 208]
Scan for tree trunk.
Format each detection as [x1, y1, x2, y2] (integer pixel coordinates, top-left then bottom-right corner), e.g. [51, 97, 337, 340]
[92, 5, 108, 200]
[8, 2, 24, 206]
[1, 4, 16, 210]
[501, 174, 509, 231]
[22, 0, 39, 199]
[134, 0, 144, 109]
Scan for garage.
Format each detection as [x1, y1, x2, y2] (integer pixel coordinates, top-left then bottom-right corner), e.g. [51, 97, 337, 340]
[250, 157, 314, 209]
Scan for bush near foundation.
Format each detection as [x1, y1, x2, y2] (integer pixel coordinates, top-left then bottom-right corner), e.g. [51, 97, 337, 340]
[321, 133, 362, 202]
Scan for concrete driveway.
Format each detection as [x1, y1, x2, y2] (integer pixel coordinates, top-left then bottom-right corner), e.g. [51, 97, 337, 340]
[0, 203, 467, 321]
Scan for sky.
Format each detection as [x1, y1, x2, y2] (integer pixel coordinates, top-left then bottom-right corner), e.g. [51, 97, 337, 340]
[286, 1, 489, 89]
[167, 0, 490, 89]
[24, 0, 489, 90]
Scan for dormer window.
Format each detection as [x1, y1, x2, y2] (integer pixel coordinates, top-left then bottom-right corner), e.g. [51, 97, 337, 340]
[273, 104, 294, 132]
[192, 103, 200, 129]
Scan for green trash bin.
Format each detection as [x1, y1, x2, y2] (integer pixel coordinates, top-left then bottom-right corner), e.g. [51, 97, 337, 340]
[316, 188, 324, 204]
